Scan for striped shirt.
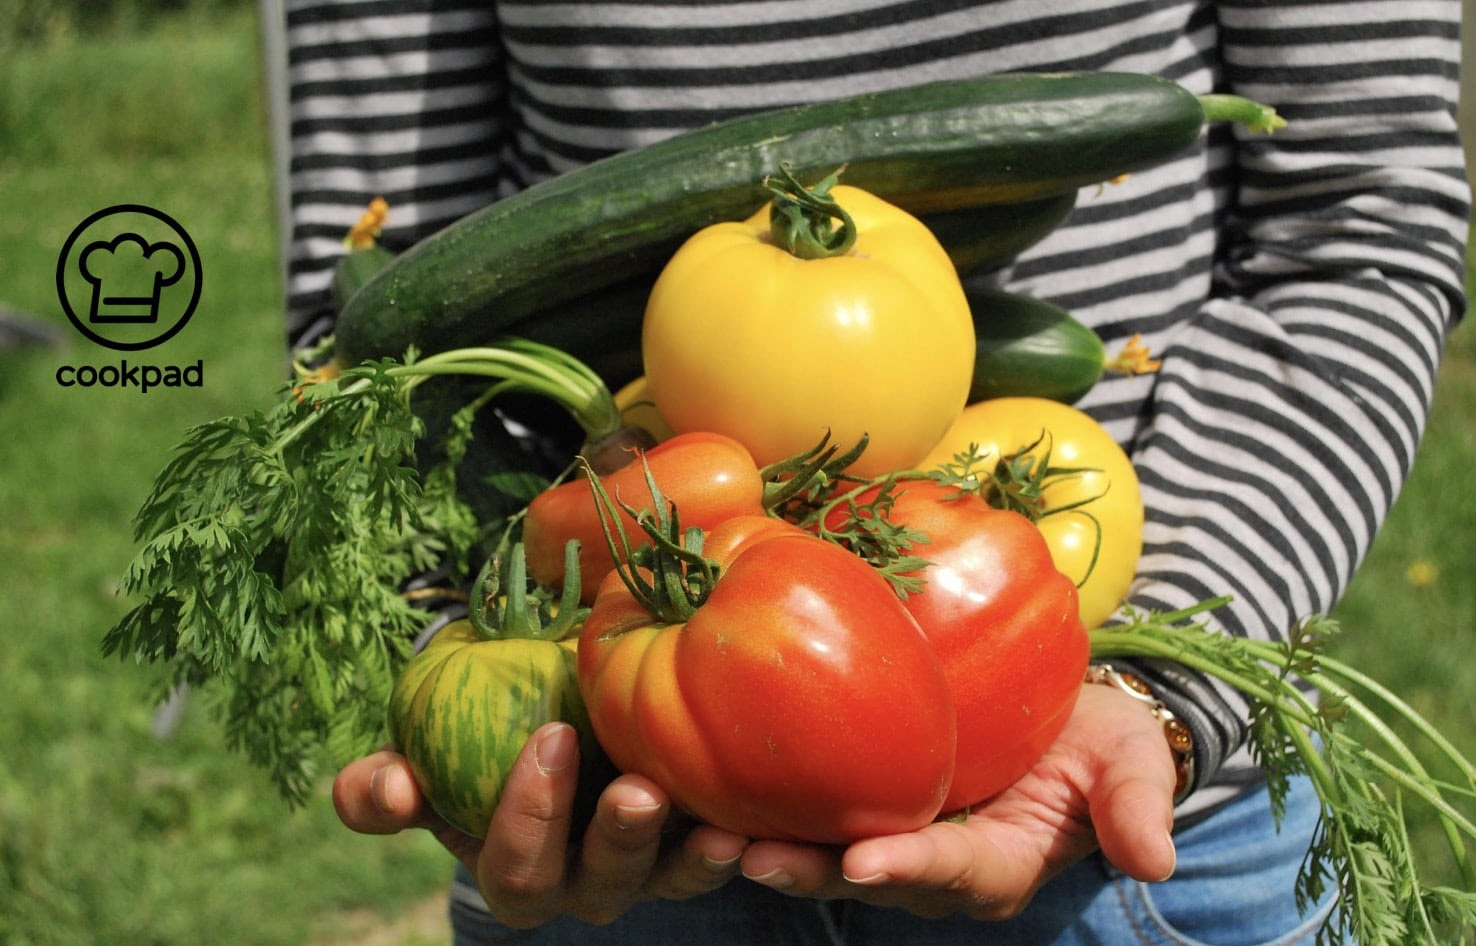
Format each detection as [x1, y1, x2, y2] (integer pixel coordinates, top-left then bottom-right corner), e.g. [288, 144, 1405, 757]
[282, 0, 1468, 822]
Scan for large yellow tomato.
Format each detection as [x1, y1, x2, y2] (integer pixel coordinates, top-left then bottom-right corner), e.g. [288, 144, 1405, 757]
[920, 397, 1143, 629]
[642, 181, 975, 478]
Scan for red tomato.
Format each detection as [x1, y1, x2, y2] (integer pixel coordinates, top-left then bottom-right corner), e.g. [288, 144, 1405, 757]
[523, 432, 766, 603]
[921, 397, 1143, 630]
[577, 516, 957, 843]
[824, 478, 1088, 810]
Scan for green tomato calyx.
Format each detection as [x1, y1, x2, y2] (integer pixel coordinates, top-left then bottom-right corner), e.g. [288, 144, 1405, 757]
[580, 453, 719, 624]
[765, 163, 858, 260]
[469, 541, 587, 642]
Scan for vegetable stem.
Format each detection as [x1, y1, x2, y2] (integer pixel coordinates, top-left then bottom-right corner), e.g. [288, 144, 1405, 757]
[580, 453, 718, 624]
[765, 163, 858, 260]
[282, 341, 623, 458]
[386, 341, 623, 444]
[1091, 602, 1476, 943]
[468, 541, 587, 643]
[1314, 654, 1476, 784]
[1196, 93, 1287, 135]
[104, 337, 624, 805]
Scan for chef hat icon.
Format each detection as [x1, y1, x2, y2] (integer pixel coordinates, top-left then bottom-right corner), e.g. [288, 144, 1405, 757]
[78, 232, 185, 324]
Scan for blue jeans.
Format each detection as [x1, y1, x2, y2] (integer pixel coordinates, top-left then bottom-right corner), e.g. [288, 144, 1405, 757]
[450, 775, 1338, 945]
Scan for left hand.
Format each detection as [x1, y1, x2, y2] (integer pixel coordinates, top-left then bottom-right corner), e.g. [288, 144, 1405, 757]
[736, 682, 1180, 920]
[332, 723, 749, 928]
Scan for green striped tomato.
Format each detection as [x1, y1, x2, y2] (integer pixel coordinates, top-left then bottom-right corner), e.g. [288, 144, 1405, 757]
[387, 619, 590, 837]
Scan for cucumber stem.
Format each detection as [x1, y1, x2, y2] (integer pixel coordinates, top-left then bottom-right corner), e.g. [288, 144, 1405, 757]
[1197, 93, 1287, 135]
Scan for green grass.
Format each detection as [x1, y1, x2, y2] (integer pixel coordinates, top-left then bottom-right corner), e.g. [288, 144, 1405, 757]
[1329, 317, 1476, 894]
[0, 8, 1472, 945]
[0, 10, 452, 946]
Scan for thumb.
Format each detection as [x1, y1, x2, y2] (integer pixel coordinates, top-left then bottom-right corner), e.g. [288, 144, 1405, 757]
[1089, 758, 1178, 882]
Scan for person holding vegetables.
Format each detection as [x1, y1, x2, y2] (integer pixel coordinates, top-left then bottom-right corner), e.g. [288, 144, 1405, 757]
[284, 0, 1468, 943]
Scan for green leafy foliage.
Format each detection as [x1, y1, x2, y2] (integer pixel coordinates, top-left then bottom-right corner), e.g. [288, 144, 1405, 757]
[104, 358, 482, 802]
[1093, 602, 1476, 945]
[101, 339, 621, 803]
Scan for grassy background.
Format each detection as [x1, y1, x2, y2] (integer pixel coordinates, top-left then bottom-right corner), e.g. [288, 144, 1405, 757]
[0, 8, 453, 946]
[0, 6, 1472, 945]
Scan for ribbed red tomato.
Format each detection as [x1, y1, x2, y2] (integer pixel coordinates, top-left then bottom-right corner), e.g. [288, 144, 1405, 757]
[577, 515, 957, 843]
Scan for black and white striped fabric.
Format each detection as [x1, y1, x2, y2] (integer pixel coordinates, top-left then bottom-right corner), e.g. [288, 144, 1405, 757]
[281, 0, 1468, 820]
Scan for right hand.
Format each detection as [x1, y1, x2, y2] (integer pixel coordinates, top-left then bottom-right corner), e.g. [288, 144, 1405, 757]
[332, 721, 750, 928]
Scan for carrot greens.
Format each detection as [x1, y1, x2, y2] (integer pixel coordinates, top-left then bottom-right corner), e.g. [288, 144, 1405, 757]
[102, 340, 620, 803]
[1094, 600, 1476, 945]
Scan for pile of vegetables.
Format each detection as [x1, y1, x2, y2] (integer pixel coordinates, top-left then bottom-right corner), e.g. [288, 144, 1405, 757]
[104, 72, 1476, 943]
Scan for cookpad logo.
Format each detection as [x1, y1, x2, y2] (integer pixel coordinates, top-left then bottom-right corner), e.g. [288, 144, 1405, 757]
[54, 204, 205, 393]
[56, 204, 202, 351]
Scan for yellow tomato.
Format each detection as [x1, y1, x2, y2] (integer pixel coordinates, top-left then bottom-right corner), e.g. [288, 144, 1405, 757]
[613, 375, 674, 443]
[921, 397, 1144, 629]
[642, 182, 974, 477]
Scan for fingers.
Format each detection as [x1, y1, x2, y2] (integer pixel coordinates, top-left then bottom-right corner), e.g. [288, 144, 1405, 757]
[741, 823, 1045, 920]
[736, 684, 1184, 920]
[477, 722, 584, 927]
[332, 749, 427, 834]
[840, 823, 984, 892]
[839, 813, 1089, 919]
[740, 841, 844, 898]
[653, 823, 749, 900]
[332, 747, 485, 869]
[476, 722, 749, 928]
[336, 728, 750, 930]
[559, 777, 746, 922]
[563, 775, 670, 924]
[1066, 681, 1180, 883]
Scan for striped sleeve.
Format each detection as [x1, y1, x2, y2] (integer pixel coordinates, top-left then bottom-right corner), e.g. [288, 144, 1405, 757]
[284, 0, 506, 347]
[1100, 0, 1467, 809]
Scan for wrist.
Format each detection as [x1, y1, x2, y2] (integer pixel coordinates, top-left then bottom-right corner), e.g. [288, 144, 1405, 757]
[1084, 663, 1196, 804]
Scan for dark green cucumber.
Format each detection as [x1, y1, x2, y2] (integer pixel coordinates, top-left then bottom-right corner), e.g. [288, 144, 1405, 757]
[332, 243, 395, 313]
[918, 190, 1077, 277]
[968, 287, 1106, 404]
[506, 277, 650, 392]
[337, 71, 1227, 366]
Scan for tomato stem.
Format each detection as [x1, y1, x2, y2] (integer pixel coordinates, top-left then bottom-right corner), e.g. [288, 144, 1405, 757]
[800, 474, 934, 598]
[765, 163, 857, 260]
[758, 431, 871, 517]
[580, 454, 719, 623]
[468, 541, 587, 642]
[929, 433, 1107, 588]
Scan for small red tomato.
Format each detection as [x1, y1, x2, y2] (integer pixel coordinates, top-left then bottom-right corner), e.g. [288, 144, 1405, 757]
[523, 431, 765, 602]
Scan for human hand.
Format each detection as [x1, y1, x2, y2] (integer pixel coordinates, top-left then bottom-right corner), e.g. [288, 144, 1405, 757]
[736, 682, 1180, 920]
[332, 721, 749, 928]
